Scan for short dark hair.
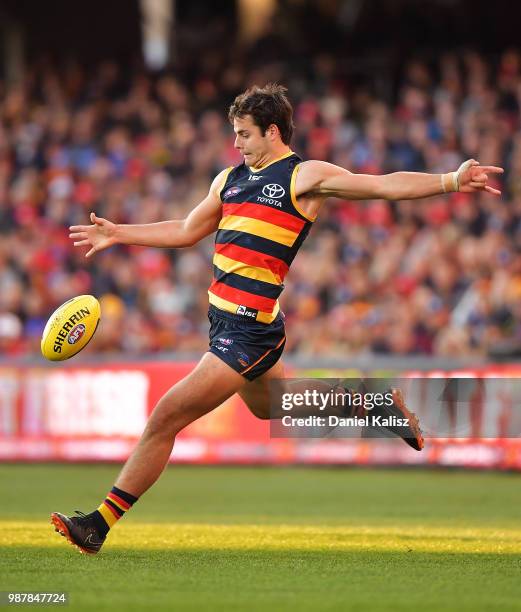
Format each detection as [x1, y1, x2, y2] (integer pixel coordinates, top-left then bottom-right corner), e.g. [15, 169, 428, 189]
[228, 83, 294, 145]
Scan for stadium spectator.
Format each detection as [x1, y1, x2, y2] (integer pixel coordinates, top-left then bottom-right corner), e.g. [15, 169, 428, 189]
[0, 49, 516, 358]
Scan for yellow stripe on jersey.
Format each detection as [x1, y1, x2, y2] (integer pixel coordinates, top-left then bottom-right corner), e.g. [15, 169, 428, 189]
[208, 291, 280, 324]
[290, 163, 317, 222]
[213, 253, 282, 285]
[218, 166, 234, 201]
[218, 215, 298, 247]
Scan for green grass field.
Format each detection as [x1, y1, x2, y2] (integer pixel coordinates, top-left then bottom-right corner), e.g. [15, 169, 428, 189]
[1, 464, 521, 611]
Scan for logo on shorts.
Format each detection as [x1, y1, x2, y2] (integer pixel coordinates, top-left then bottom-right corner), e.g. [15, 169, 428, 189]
[262, 183, 285, 198]
[224, 186, 242, 199]
[237, 351, 250, 367]
[67, 323, 86, 345]
[219, 338, 233, 345]
[217, 345, 229, 353]
[236, 305, 257, 318]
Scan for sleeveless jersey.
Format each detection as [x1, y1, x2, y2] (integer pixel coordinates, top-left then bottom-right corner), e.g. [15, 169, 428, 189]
[208, 151, 315, 324]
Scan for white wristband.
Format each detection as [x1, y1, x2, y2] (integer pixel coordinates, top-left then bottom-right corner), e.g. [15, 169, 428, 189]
[451, 171, 459, 192]
[441, 173, 456, 193]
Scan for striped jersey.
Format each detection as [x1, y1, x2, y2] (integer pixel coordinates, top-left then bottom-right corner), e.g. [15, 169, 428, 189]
[208, 151, 315, 323]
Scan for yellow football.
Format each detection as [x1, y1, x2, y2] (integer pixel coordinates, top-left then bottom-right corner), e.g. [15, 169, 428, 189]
[41, 295, 101, 361]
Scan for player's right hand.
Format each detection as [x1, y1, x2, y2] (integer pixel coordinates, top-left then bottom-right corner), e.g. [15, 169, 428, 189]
[69, 212, 117, 258]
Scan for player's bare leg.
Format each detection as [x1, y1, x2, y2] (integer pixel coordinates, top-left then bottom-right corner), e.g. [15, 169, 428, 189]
[116, 352, 245, 496]
[51, 352, 245, 554]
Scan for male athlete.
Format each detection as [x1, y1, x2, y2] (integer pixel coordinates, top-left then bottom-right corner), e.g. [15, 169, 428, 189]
[51, 84, 503, 554]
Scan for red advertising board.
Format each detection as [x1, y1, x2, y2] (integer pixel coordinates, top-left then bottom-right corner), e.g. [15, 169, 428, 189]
[2, 363, 521, 469]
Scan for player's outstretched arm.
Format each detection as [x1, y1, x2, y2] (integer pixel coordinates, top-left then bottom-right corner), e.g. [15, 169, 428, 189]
[297, 159, 503, 202]
[69, 169, 228, 257]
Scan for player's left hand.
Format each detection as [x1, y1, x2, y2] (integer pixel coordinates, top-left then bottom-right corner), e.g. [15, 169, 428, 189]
[455, 159, 504, 195]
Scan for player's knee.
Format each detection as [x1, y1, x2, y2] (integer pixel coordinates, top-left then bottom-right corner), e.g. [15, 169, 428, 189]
[144, 397, 187, 439]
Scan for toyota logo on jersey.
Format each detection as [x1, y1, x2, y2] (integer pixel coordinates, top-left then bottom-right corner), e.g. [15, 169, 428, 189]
[262, 183, 285, 198]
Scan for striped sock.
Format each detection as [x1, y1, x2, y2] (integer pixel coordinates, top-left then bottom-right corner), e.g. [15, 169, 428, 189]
[91, 486, 138, 536]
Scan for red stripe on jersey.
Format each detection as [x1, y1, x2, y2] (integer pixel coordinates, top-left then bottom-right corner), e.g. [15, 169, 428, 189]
[214, 243, 289, 279]
[209, 280, 277, 312]
[222, 202, 306, 234]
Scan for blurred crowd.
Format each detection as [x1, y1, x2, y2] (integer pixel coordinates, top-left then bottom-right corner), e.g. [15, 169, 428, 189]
[1, 48, 521, 360]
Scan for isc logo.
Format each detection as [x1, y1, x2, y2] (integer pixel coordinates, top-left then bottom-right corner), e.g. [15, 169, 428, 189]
[236, 305, 257, 318]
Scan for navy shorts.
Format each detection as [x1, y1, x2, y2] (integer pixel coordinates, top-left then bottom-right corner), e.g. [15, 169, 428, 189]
[208, 306, 286, 381]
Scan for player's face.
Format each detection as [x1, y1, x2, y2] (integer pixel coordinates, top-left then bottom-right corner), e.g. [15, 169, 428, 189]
[233, 115, 271, 167]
